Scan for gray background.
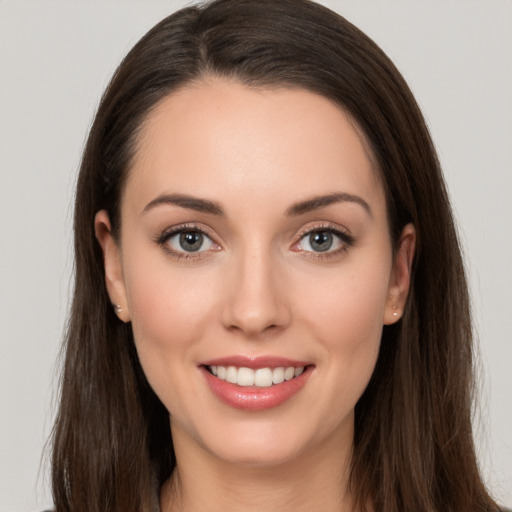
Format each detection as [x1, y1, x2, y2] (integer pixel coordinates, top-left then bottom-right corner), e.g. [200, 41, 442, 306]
[0, 1, 510, 510]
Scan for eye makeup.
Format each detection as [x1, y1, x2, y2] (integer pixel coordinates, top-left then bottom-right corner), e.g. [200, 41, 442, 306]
[154, 222, 221, 261]
[292, 222, 356, 261]
[153, 219, 356, 263]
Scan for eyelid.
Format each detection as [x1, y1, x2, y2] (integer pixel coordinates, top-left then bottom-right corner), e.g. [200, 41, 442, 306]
[292, 222, 355, 257]
[154, 221, 354, 260]
[155, 223, 221, 258]
[295, 221, 353, 241]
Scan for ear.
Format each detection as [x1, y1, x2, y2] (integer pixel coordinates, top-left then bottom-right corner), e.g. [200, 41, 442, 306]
[383, 223, 416, 325]
[94, 210, 130, 322]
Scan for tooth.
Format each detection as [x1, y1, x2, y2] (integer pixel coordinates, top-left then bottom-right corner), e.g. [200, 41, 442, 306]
[254, 368, 273, 387]
[237, 367, 255, 386]
[284, 367, 295, 381]
[226, 366, 237, 384]
[294, 367, 304, 377]
[213, 364, 305, 386]
[217, 366, 226, 380]
[272, 367, 285, 384]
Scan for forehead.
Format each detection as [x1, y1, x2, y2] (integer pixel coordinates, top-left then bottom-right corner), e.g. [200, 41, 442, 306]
[123, 79, 384, 218]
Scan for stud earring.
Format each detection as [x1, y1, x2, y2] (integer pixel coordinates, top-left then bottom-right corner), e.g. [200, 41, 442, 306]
[114, 304, 123, 316]
[392, 305, 399, 317]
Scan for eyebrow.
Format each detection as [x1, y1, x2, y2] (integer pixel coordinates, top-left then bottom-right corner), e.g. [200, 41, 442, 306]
[286, 192, 372, 217]
[142, 191, 371, 218]
[142, 193, 224, 216]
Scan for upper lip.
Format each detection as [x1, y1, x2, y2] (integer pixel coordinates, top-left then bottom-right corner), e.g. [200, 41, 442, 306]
[200, 355, 312, 369]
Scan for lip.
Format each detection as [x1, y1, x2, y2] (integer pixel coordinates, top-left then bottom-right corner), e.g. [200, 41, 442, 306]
[201, 355, 311, 369]
[199, 356, 314, 411]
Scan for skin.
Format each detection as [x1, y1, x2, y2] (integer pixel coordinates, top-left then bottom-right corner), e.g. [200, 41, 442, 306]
[95, 79, 415, 512]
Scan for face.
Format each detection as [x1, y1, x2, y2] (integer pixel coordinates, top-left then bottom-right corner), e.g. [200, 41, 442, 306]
[96, 79, 414, 468]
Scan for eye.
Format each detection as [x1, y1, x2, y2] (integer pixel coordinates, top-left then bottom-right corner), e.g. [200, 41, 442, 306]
[167, 230, 214, 253]
[294, 226, 354, 256]
[301, 230, 337, 252]
[160, 227, 219, 255]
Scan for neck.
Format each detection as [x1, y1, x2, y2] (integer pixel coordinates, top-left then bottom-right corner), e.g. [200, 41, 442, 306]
[161, 423, 356, 512]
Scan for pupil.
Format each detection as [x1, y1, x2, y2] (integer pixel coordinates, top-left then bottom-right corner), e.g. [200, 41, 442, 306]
[310, 231, 332, 252]
[179, 231, 203, 252]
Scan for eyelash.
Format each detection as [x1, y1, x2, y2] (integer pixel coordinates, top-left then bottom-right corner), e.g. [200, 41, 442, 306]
[293, 223, 355, 260]
[155, 223, 219, 261]
[155, 222, 355, 261]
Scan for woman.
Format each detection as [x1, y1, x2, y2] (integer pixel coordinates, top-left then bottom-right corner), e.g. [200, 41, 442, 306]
[49, 0, 505, 511]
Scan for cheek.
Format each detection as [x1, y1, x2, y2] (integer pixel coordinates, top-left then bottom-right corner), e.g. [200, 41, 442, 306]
[121, 251, 218, 387]
[301, 258, 390, 341]
[299, 264, 389, 432]
[297, 252, 391, 388]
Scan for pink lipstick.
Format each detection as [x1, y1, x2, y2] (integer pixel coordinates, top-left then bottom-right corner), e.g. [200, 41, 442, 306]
[200, 356, 313, 411]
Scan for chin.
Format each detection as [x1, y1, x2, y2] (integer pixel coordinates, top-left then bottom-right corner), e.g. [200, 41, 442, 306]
[193, 415, 334, 469]
[208, 439, 307, 468]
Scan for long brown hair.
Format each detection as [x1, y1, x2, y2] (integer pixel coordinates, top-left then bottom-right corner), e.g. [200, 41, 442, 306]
[50, 1, 499, 510]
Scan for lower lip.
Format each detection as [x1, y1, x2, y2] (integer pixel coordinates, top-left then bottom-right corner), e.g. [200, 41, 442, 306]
[201, 366, 312, 411]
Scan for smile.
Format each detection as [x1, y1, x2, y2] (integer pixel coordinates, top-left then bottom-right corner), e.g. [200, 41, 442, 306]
[201, 357, 313, 411]
[208, 365, 305, 387]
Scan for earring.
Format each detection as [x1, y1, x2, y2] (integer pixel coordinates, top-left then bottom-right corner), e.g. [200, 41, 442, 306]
[392, 305, 399, 317]
[113, 304, 123, 316]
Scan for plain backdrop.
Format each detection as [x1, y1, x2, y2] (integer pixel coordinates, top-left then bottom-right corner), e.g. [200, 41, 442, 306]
[0, 1, 510, 510]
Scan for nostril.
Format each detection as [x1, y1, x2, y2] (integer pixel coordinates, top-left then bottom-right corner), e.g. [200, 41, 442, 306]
[220, 272, 292, 335]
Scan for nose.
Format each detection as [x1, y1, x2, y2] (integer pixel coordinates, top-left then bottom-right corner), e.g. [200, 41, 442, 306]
[221, 248, 291, 338]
